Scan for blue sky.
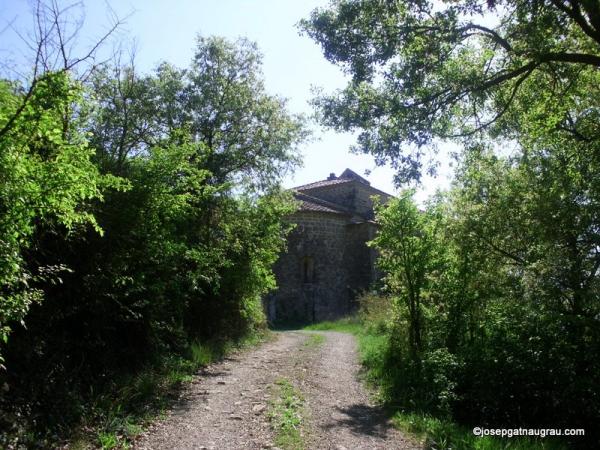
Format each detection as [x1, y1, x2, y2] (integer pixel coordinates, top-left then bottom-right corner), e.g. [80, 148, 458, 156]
[1, 0, 452, 200]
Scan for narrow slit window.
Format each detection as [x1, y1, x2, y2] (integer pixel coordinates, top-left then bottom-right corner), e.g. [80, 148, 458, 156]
[302, 256, 314, 284]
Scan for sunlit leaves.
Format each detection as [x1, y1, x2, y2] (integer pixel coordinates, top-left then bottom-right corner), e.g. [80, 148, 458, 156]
[301, 0, 600, 182]
[0, 72, 118, 351]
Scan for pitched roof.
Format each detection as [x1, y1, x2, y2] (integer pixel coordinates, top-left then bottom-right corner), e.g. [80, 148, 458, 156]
[339, 168, 370, 185]
[293, 177, 353, 191]
[294, 168, 392, 199]
[294, 168, 372, 191]
[293, 192, 350, 215]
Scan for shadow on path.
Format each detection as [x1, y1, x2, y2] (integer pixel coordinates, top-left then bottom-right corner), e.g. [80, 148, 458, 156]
[322, 403, 395, 439]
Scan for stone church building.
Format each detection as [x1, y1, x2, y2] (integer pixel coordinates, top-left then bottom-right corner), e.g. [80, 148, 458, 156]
[267, 169, 392, 323]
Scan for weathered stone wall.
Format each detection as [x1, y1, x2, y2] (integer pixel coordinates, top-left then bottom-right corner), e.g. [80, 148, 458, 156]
[270, 211, 351, 323]
[343, 222, 377, 304]
[268, 174, 392, 324]
[351, 183, 391, 219]
[269, 214, 382, 323]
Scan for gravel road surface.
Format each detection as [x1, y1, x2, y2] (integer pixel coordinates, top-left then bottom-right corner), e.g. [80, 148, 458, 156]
[135, 331, 417, 450]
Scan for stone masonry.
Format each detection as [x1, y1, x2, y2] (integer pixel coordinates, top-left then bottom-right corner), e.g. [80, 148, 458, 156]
[267, 169, 392, 323]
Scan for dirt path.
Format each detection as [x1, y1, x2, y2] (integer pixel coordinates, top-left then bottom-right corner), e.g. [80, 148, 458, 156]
[301, 332, 415, 449]
[135, 331, 417, 450]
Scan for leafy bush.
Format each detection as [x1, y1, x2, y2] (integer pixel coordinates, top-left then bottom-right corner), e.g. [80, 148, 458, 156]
[367, 152, 600, 447]
[0, 35, 306, 447]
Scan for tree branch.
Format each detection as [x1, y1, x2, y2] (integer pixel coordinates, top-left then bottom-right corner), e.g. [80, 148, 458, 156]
[0, 0, 123, 140]
[460, 23, 513, 52]
[446, 63, 535, 138]
[537, 51, 600, 66]
[549, 0, 600, 46]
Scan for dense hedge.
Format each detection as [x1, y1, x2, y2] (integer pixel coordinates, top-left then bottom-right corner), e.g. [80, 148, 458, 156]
[0, 36, 306, 445]
[371, 147, 600, 448]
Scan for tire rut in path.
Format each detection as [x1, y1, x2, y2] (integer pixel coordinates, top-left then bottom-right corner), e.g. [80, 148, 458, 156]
[300, 331, 417, 450]
[135, 330, 417, 449]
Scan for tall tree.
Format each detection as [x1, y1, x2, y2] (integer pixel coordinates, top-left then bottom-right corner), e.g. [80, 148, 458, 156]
[88, 36, 309, 191]
[301, 0, 600, 181]
[371, 191, 440, 356]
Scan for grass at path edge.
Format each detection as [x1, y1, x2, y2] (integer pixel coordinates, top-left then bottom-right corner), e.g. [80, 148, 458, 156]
[70, 330, 271, 449]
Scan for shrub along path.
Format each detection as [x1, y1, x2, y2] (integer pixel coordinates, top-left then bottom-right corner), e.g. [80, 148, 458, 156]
[135, 330, 416, 449]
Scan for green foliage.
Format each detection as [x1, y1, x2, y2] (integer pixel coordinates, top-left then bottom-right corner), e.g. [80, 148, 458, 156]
[97, 431, 119, 450]
[366, 149, 600, 446]
[0, 72, 120, 363]
[0, 34, 306, 447]
[303, 333, 325, 348]
[301, 0, 600, 181]
[303, 316, 363, 334]
[300, 2, 600, 447]
[371, 191, 441, 356]
[393, 412, 566, 450]
[88, 36, 308, 191]
[189, 341, 215, 367]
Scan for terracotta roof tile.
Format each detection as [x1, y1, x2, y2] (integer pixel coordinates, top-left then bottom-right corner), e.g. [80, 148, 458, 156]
[293, 178, 353, 191]
[293, 192, 350, 215]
